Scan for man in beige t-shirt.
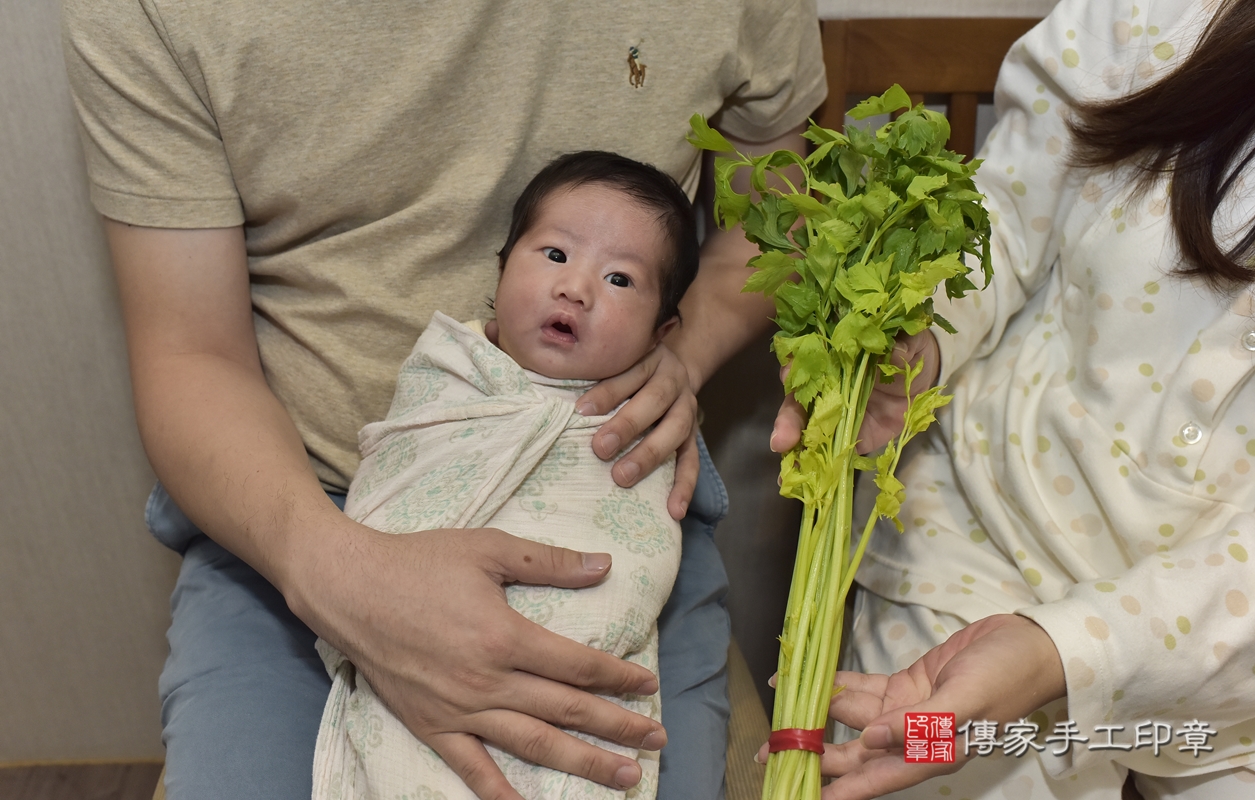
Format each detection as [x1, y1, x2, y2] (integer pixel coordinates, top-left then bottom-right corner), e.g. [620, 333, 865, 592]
[63, 1, 826, 798]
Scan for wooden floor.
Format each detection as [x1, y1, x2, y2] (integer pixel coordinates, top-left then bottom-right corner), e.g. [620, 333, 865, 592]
[0, 763, 161, 800]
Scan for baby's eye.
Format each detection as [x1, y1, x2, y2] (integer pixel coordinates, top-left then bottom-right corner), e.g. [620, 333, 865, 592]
[543, 247, 567, 263]
[605, 273, 632, 288]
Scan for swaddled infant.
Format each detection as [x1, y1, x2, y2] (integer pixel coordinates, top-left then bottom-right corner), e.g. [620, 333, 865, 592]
[313, 151, 701, 800]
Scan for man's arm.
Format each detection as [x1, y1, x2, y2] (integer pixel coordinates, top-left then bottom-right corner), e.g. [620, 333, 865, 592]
[105, 220, 666, 800]
[578, 124, 808, 517]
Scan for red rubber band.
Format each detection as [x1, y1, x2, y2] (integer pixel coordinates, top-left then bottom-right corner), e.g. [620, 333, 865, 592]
[768, 727, 826, 754]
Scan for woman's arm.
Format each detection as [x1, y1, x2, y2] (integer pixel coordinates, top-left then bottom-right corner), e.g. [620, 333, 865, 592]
[106, 219, 667, 800]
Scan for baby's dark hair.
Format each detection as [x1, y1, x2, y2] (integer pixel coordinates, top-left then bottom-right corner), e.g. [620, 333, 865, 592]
[497, 151, 700, 329]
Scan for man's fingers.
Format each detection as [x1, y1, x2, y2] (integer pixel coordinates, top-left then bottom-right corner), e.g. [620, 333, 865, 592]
[576, 349, 659, 418]
[610, 390, 695, 486]
[595, 366, 686, 463]
[478, 709, 646, 791]
[666, 433, 700, 520]
[514, 622, 660, 696]
[480, 530, 613, 589]
[427, 732, 524, 800]
[500, 670, 665, 750]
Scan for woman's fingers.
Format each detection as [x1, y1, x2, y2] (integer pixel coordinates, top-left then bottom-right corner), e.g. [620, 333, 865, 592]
[771, 393, 806, 453]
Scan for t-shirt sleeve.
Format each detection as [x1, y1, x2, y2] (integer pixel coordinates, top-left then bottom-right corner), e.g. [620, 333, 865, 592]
[714, 0, 828, 142]
[62, 0, 243, 227]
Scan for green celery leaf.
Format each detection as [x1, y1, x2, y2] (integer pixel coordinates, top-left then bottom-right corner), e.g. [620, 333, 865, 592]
[779, 332, 830, 408]
[742, 194, 797, 252]
[807, 236, 840, 292]
[932, 312, 957, 335]
[786, 193, 832, 220]
[774, 281, 820, 330]
[743, 251, 798, 296]
[907, 173, 949, 201]
[809, 178, 847, 201]
[848, 83, 912, 120]
[803, 381, 844, 449]
[872, 448, 907, 530]
[902, 386, 953, 441]
[687, 114, 736, 153]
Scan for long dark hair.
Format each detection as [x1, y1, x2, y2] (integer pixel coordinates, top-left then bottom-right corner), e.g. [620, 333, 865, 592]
[1068, 0, 1255, 289]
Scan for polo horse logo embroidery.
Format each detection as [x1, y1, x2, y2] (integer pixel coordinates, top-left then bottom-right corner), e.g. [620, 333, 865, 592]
[628, 46, 646, 88]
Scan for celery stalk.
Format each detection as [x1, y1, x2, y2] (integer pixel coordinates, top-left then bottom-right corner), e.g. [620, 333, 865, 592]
[687, 85, 993, 800]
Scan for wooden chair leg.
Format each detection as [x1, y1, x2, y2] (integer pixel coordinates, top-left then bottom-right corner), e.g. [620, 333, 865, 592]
[946, 92, 980, 159]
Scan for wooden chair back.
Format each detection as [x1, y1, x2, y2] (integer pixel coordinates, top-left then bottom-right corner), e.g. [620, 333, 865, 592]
[817, 17, 1041, 158]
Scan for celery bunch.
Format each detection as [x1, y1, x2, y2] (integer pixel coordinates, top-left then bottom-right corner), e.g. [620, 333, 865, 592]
[688, 85, 992, 800]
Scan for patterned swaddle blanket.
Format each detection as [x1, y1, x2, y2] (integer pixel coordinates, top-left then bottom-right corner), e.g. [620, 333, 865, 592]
[312, 312, 681, 800]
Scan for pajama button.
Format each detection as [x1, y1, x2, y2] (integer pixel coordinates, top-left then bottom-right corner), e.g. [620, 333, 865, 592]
[1243, 330, 1255, 351]
[1180, 423, 1202, 444]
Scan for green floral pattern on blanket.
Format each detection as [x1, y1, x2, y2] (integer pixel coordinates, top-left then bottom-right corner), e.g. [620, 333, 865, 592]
[514, 441, 580, 520]
[390, 355, 449, 417]
[345, 690, 385, 758]
[467, 339, 533, 396]
[353, 434, 419, 498]
[592, 487, 674, 558]
[382, 452, 485, 530]
[506, 584, 574, 627]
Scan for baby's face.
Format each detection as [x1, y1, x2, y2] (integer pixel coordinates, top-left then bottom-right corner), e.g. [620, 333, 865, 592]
[494, 183, 676, 380]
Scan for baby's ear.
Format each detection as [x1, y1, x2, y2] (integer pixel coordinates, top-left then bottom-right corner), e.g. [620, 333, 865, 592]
[654, 315, 681, 341]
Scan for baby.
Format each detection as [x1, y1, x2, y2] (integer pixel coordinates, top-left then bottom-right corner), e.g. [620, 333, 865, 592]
[312, 151, 701, 800]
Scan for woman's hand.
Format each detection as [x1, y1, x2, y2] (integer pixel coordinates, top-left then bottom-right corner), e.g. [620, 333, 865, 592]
[575, 343, 699, 521]
[770, 330, 941, 455]
[757, 614, 1066, 800]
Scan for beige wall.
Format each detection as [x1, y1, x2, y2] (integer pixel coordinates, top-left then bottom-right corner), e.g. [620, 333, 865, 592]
[1, 0, 177, 763]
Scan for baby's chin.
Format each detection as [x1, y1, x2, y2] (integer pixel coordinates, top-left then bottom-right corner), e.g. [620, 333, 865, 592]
[505, 347, 623, 382]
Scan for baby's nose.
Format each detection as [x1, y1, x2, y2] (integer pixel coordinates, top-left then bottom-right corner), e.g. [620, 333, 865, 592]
[554, 268, 594, 303]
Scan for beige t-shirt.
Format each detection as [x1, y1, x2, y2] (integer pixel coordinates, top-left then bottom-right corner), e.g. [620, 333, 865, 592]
[63, 0, 827, 489]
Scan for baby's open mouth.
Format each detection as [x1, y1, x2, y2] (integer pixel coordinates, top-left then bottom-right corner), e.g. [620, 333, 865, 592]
[543, 314, 578, 342]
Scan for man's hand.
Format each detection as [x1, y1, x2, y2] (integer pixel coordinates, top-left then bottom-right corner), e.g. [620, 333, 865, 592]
[770, 330, 941, 455]
[575, 343, 699, 520]
[292, 523, 666, 800]
[756, 614, 1066, 800]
